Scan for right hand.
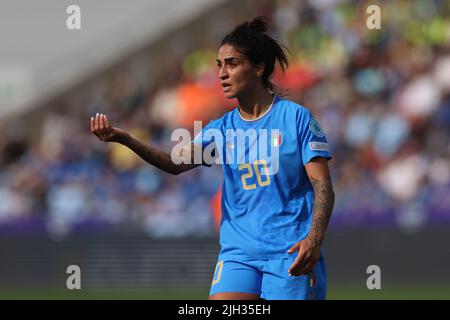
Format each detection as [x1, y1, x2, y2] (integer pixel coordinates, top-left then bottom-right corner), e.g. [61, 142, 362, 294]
[90, 113, 128, 143]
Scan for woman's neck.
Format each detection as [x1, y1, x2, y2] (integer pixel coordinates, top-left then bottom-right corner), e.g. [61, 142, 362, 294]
[237, 89, 275, 120]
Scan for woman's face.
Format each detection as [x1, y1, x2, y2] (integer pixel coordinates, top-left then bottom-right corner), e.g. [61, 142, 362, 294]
[216, 44, 262, 99]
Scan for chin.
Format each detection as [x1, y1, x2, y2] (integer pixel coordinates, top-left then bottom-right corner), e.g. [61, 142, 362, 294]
[223, 92, 236, 99]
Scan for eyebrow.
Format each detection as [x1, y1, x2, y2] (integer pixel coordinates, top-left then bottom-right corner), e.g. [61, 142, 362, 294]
[216, 57, 238, 64]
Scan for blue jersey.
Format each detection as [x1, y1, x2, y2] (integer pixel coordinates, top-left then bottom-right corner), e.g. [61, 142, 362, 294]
[194, 95, 332, 259]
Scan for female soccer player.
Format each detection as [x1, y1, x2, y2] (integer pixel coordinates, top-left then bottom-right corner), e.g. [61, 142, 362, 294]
[91, 17, 335, 300]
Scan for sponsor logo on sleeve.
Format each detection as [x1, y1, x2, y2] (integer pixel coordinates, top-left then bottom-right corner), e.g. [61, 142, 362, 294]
[309, 142, 329, 152]
[309, 118, 325, 138]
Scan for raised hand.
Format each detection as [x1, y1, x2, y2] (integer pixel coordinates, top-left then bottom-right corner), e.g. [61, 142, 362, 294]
[90, 113, 199, 175]
[90, 113, 128, 143]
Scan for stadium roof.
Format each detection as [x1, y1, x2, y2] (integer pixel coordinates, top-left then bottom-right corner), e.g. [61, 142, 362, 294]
[0, 0, 227, 119]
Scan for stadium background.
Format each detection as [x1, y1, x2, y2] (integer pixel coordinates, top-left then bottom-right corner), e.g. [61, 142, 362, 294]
[0, 0, 449, 299]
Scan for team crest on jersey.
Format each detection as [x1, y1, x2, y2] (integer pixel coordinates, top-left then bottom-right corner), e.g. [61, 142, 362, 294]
[271, 132, 282, 147]
[309, 118, 325, 138]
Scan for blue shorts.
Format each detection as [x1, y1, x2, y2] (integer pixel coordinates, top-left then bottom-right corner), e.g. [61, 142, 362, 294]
[209, 255, 326, 300]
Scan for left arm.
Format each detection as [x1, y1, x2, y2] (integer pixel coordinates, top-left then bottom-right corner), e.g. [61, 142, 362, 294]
[288, 157, 335, 276]
[304, 157, 335, 247]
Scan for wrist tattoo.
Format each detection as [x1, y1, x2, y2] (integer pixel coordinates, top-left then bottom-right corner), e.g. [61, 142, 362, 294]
[123, 136, 199, 175]
[308, 176, 335, 247]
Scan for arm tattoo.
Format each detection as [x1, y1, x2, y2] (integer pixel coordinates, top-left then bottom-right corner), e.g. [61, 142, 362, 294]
[119, 134, 199, 175]
[307, 176, 335, 247]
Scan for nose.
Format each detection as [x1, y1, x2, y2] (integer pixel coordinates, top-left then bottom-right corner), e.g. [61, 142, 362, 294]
[219, 65, 228, 80]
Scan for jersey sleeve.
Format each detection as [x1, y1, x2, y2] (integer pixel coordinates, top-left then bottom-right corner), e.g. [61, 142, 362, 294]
[298, 109, 332, 166]
[192, 119, 219, 166]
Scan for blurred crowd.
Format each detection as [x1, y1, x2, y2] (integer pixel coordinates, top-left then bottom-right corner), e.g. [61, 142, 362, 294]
[0, 0, 449, 238]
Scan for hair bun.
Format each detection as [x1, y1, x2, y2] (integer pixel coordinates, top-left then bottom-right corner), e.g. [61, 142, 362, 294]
[247, 16, 269, 34]
[219, 15, 289, 93]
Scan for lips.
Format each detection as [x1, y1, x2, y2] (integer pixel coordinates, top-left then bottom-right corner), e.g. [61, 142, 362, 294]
[222, 83, 231, 91]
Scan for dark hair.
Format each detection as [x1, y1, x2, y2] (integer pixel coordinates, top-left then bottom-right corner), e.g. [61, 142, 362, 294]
[220, 16, 289, 93]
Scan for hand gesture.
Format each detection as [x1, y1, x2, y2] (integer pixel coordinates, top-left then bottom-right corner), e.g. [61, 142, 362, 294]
[287, 236, 321, 277]
[90, 113, 127, 143]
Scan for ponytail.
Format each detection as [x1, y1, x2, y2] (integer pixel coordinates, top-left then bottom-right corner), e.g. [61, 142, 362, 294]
[220, 17, 289, 92]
